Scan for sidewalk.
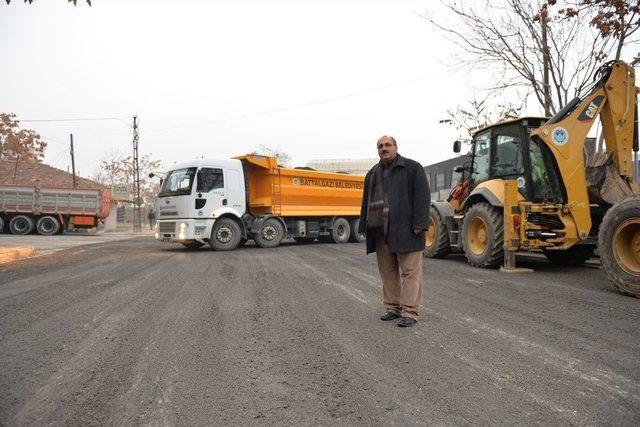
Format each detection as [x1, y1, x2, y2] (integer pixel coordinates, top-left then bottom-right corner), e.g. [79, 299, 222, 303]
[0, 230, 154, 264]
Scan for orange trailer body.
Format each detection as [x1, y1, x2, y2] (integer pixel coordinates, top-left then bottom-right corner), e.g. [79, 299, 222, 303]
[236, 154, 365, 217]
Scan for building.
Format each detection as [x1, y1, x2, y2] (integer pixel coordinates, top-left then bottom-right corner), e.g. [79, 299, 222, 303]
[305, 158, 378, 175]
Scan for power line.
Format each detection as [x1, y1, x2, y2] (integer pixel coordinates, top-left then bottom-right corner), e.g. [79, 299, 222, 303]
[141, 75, 434, 135]
[20, 117, 132, 127]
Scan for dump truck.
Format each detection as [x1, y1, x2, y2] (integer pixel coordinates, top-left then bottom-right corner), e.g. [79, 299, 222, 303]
[154, 154, 366, 250]
[424, 60, 640, 297]
[0, 183, 111, 235]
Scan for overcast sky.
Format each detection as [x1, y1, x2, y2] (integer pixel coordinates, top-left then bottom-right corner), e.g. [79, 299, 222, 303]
[3, 0, 504, 176]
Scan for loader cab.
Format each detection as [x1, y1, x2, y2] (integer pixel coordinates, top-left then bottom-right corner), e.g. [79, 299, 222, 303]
[466, 117, 564, 203]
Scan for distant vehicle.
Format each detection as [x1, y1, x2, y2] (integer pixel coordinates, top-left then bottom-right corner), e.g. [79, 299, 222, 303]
[0, 183, 111, 235]
[154, 154, 366, 250]
[424, 154, 471, 202]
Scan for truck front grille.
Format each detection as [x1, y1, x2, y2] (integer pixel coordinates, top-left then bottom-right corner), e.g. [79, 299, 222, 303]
[159, 222, 176, 233]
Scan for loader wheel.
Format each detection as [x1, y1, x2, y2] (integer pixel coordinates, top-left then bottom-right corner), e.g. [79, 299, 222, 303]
[348, 218, 366, 243]
[36, 216, 61, 236]
[9, 215, 35, 235]
[254, 218, 285, 248]
[210, 218, 242, 251]
[598, 197, 640, 297]
[461, 202, 503, 268]
[424, 209, 450, 258]
[330, 218, 351, 244]
[182, 240, 204, 250]
[543, 246, 594, 266]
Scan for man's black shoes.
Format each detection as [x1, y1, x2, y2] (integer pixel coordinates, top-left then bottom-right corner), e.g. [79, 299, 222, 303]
[397, 317, 417, 328]
[380, 311, 401, 321]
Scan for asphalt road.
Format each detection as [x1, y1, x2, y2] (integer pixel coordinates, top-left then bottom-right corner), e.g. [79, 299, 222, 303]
[1, 237, 639, 425]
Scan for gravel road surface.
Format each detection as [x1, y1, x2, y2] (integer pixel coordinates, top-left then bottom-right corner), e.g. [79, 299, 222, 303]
[1, 238, 639, 425]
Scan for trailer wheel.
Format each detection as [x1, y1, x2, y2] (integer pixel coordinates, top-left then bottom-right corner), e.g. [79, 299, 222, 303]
[209, 218, 242, 251]
[424, 209, 450, 258]
[9, 215, 35, 235]
[348, 218, 366, 243]
[36, 215, 61, 236]
[254, 218, 285, 248]
[598, 197, 640, 297]
[543, 246, 594, 266]
[461, 202, 503, 268]
[0, 216, 5, 233]
[182, 240, 204, 250]
[330, 218, 351, 244]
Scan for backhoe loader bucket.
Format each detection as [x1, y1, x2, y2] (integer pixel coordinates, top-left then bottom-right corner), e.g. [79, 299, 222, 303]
[585, 152, 635, 205]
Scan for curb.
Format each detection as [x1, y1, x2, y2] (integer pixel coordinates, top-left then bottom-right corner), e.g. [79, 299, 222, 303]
[0, 246, 37, 264]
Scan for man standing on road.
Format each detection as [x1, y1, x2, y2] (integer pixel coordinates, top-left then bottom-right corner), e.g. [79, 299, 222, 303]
[147, 208, 156, 230]
[358, 135, 430, 327]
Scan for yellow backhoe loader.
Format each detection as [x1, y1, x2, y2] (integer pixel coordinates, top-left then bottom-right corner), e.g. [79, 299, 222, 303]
[425, 60, 640, 297]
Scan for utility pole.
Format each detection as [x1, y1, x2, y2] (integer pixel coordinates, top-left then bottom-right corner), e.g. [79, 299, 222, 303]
[70, 133, 77, 188]
[132, 115, 142, 232]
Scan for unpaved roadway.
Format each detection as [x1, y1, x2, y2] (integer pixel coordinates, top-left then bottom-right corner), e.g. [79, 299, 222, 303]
[1, 238, 639, 425]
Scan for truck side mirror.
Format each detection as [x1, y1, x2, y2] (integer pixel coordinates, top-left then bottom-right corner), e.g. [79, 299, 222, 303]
[148, 172, 155, 178]
[453, 140, 462, 153]
[454, 165, 464, 173]
[196, 170, 204, 192]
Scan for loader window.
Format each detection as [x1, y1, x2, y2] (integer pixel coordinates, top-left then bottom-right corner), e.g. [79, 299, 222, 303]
[529, 139, 561, 202]
[471, 131, 490, 183]
[491, 124, 525, 178]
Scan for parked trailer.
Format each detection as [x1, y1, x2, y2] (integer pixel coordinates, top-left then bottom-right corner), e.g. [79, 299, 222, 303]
[154, 154, 366, 250]
[0, 184, 111, 235]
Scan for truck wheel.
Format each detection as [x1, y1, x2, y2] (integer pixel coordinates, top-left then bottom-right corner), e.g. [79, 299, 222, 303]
[598, 197, 640, 297]
[330, 217, 351, 243]
[0, 216, 5, 233]
[36, 216, 61, 236]
[424, 209, 450, 258]
[543, 246, 594, 266]
[348, 218, 366, 243]
[254, 218, 285, 248]
[461, 202, 503, 268]
[9, 215, 35, 235]
[182, 241, 204, 250]
[209, 218, 242, 251]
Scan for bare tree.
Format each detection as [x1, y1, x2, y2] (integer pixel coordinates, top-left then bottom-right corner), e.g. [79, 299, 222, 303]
[422, 0, 615, 116]
[440, 97, 524, 137]
[92, 149, 161, 201]
[252, 144, 292, 167]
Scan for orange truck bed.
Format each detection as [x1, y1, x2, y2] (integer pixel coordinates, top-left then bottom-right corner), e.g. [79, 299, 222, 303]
[236, 155, 365, 217]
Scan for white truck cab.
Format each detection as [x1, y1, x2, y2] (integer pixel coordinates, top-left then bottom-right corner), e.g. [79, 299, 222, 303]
[155, 159, 246, 247]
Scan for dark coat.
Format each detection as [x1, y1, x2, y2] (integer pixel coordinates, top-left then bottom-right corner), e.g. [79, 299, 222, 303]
[358, 155, 430, 254]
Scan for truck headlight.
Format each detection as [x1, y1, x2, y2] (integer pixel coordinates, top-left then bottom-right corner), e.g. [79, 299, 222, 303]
[155, 232, 159, 239]
[180, 222, 187, 230]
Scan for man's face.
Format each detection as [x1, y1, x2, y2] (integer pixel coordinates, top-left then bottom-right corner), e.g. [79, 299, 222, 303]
[377, 137, 397, 163]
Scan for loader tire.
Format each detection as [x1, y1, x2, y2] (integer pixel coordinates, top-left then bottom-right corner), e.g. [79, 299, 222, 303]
[9, 215, 35, 235]
[424, 209, 450, 258]
[543, 246, 594, 266]
[598, 197, 640, 298]
[210, 218, 242, 251]
[461, 202, 503, 268]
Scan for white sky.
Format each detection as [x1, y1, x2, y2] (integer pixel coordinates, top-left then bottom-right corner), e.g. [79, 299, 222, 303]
[3, 0, 507, 176]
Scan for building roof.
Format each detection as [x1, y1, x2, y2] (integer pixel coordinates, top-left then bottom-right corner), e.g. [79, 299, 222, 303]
[0, 159, 104, 189]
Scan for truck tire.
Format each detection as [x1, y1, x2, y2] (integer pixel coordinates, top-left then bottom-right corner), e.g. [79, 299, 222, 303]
[424, 209, 450, 258]
[348, 218, 366, 243]
[461, 202, 503, 268]
[330, 217, 351, 243]
[598, 197, 640, 297]
[36, 215, 61, 236]
[543, 246, 594, 266]
[182, 241, 204, 250]
[209, 218, 242, 251]
[254, 218, 285, 248]
[9, 215, 35, 235]
[0, 216, 5, 233]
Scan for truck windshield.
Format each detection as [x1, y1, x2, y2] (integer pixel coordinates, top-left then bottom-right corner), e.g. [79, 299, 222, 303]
[158, 167, 196, 197]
